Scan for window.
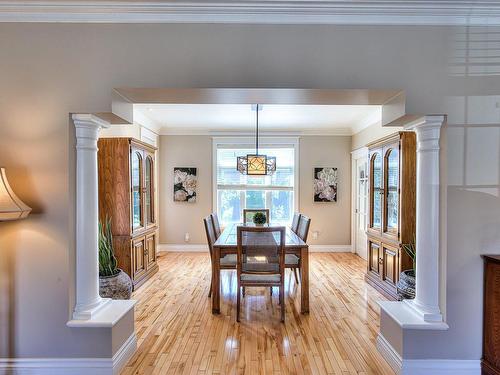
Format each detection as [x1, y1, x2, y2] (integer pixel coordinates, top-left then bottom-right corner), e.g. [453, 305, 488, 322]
[215, 141, 297, 226]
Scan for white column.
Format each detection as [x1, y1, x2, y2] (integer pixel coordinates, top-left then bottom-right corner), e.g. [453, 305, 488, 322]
[72, 114, 110, 320]
[405, 115, 445, 322]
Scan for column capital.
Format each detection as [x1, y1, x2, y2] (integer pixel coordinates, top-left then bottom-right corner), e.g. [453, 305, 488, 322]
[405, 115, 446, 153]
[72, 114, 110, 151]
[72, 113, 110, 131]
[404, 115, 446, 131]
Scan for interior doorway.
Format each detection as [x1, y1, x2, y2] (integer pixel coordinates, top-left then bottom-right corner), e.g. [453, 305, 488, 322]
[352, 148, 368, 260]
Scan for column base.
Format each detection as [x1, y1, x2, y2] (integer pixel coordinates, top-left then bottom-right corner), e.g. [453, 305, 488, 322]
[404, 298, 443, 323]
[71, 297, 112, 320]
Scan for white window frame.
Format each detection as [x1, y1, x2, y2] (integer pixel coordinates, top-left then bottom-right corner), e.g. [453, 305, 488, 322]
[212, 137, 300, 223]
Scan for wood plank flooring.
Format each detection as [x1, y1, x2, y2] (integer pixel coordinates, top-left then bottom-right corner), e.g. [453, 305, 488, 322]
[122, 252, 394, 375]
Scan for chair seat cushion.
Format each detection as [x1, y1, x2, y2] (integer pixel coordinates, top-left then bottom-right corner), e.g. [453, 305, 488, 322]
[220, 254, 237, 266]
[285, 254, 300, 265]
[241, 274, 281, 283]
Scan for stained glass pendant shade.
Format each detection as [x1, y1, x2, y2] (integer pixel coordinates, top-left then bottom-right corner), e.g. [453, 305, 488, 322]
[236, 104, 276, 176]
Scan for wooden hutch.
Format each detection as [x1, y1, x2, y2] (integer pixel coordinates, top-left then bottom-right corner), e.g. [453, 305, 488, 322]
[98, 137, 159, 290]
[482, 255, 500, 375]
[365, 132, 416, 299]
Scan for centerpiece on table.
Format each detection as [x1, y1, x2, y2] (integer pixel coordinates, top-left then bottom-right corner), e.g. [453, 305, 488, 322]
[252, 212, 267, 226]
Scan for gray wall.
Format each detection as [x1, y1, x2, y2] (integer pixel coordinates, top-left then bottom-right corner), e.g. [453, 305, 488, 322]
[0, 23, 498, 360]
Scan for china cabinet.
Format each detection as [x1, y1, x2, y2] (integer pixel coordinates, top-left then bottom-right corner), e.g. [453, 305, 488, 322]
[482, 255, 500, 375]
[365, 132, 416, 299]
[98, 138, 158, 290]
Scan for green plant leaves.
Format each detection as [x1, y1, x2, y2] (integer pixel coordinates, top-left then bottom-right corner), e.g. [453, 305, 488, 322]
[99, 217, 119, 277]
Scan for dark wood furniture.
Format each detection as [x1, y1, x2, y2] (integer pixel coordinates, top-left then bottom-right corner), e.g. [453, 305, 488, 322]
[286, 214, 311, 284]
[296, 215, 311, 242]
[365, 132, 416, 300]
[98, 137, 158, 290]
[482, 255, 500, 375]
[236, 226, 286, 322]
[203, 215, 236, 297]
[213, 223, 309, 314]
[243, 208, 270, 223]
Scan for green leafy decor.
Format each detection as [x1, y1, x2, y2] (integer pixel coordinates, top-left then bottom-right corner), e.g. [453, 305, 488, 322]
[402, 238, 416, 271]
[253, 212, 267, 225]
[99, 218, 119, 277]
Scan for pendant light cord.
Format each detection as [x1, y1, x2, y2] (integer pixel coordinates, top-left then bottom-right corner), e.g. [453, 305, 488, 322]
[256, 104, 259, 155]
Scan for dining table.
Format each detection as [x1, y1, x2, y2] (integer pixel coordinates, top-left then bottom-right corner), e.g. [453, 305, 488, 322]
[211, 223, 309, 314]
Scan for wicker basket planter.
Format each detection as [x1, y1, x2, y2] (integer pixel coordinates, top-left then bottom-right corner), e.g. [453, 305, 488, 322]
[396, 269, 415, 300]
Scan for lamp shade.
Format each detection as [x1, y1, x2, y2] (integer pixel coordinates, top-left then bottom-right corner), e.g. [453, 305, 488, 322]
[0, 168, 31, 221]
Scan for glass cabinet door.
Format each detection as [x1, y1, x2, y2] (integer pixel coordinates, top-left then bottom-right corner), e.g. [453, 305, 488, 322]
[384, 147, 399, 236]
[370, 151, 383, 231]
[145, 155, 154, 226]
[131, 150, 143, 230]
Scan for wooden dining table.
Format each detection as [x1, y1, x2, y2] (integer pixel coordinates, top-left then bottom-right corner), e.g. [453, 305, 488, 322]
[212, 223, 309, 314]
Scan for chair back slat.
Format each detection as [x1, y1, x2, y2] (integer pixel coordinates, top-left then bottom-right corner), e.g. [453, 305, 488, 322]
[211, 213, 222, 238]
[203, 215, 217, 257]
[243, 209, 270, 224]
[296, 215, 311, 242]
[291, 213, 300, 233]
[237, 226, 285, 275]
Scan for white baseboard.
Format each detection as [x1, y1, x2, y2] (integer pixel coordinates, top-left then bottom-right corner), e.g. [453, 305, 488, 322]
[0, 332, 137, 375]
[156, 244, 352, 253]
[157, 244, 352, 253]
[377, 333, 402, 374]
[309, 245, 352, 252]
[377, 333, 481, 375]
[402, 359, 480, 375]
[157, 244, 208, 253]
[112, 332, 137, 374]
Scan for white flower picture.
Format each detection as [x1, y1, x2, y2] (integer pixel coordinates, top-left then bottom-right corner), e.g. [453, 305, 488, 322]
[314, 167, 338, 202]
[174, 167, 197, 202]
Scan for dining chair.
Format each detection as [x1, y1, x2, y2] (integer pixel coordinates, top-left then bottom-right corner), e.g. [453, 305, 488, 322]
[289, 215, 311, 284]
[291, 213, 300, 234]
[211, 212, 222, 239]
[296, 215, 311, 242]
[236, 225, 286, 322]
[203, 215, 237, 297]
[243, 208, 270, 224]
[286, 213, 302, 285]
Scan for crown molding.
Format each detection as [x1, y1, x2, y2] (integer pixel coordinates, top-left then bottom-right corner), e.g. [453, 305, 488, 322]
[159, 128, 353, 136]
[0, 1, 500, 25]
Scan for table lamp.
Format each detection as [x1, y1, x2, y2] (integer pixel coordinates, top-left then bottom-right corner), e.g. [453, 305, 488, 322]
[0, 168, 31, 221]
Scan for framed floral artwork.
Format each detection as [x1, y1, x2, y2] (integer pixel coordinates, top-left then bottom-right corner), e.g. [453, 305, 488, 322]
[314, 167, 338, 202]
[174, 167, 197, 202]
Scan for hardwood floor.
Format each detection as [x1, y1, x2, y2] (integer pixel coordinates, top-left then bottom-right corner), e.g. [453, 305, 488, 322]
[122, 252, 394, 375]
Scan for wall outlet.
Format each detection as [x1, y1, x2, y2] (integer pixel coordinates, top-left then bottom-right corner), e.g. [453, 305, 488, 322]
[184, 232, 190, 243]
[312, 230, 319, 240]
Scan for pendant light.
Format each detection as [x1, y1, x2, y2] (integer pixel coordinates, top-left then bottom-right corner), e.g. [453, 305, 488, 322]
[236, 104, 276, 176]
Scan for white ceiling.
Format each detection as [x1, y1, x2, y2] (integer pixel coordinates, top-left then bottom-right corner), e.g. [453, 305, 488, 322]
[2, 1, 498, 25]
[134, 104, 381, 135]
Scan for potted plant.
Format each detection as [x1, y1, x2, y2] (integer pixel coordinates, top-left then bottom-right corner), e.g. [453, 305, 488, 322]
[252, 212, 267, 226]
[397, 239, 416, 300]
[99, 218, 132, 299]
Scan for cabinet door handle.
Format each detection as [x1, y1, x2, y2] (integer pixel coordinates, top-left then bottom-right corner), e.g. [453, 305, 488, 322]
[378, 258, 383, 264]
